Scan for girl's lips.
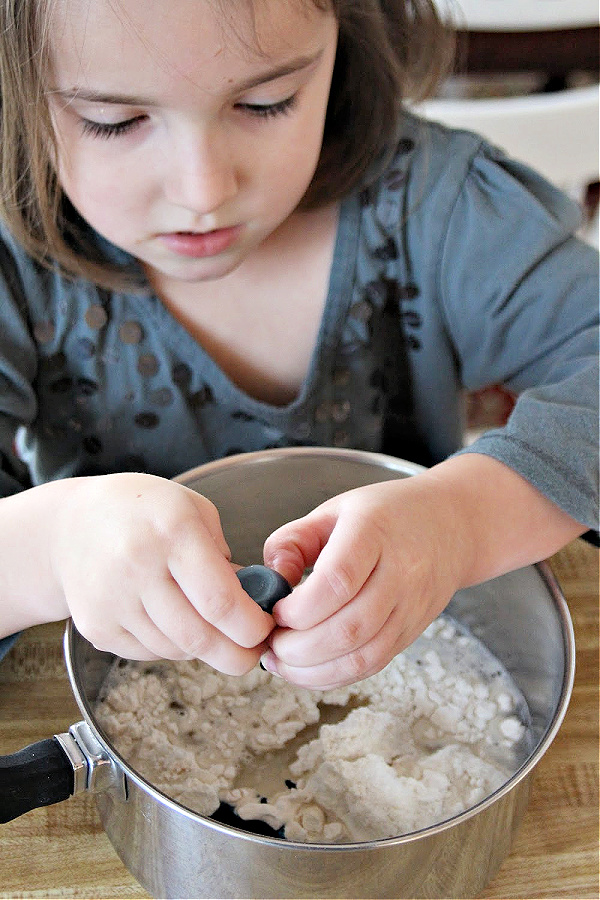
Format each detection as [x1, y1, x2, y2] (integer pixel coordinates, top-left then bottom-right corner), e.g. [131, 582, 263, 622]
[159, 226, 241, 258]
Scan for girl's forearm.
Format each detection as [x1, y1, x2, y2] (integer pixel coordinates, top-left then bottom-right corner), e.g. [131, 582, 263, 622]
[0, 482, 70, 637]
[0, 455, 587, 642]
[422, 452, 586, 591]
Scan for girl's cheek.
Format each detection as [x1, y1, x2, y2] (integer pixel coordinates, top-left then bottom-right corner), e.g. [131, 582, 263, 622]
[66, 151, 137, 199]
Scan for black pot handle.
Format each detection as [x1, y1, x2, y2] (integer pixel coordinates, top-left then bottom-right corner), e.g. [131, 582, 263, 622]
[0, 736, 74, 823]
[0, 567, 290, 825]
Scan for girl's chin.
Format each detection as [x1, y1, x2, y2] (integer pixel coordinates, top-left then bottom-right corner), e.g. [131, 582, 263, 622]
[142, 248, 248, 286]
[140, 223, 278, 285]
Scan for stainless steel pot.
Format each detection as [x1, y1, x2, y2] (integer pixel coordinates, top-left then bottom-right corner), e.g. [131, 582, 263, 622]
[0, 447, 575, 899]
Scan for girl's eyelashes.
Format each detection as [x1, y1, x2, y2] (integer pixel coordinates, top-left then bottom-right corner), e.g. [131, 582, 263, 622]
[235, 94, 298, 119]
[79, 93, 297, 140]
[80, 115, 147, 140]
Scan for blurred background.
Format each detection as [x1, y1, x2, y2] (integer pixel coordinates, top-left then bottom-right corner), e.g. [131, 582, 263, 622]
[419, 0, 599, 438]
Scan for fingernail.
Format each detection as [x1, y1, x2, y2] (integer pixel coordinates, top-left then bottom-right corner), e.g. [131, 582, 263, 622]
[260, 651, 282, 678]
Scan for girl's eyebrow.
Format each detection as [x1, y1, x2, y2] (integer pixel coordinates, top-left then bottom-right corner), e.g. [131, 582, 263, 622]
[49, 50, 324, 106]
[229, 49, 324, 92]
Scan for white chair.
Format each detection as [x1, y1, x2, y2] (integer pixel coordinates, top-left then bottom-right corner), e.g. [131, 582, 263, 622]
[435, 0, 598, 31]
[416, 1, 599, 213]
[416, 84, 599, 189]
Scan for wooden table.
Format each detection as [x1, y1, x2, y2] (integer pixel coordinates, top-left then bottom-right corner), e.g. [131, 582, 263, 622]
[0, 538, 597, 899]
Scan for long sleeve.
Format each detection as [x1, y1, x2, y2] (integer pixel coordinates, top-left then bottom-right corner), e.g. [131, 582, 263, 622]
[435, 141, 598, 528]
[0, 232, 39, 497]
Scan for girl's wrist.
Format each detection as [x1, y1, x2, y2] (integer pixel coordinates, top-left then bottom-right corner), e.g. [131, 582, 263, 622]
[0, 481, 71, 635]
[421, 453, 585, 590]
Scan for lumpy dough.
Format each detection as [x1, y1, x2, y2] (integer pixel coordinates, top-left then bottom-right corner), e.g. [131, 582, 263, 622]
[95, 614, 533, 843]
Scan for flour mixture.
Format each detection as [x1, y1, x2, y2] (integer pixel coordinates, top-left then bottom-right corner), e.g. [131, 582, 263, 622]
[95, 614, 533, 842]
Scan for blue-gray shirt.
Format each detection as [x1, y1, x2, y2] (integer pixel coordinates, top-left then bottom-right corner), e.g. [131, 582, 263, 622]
[0, 114, 597, 552]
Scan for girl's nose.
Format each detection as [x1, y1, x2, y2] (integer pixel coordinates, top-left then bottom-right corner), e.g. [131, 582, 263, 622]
[165, 126, 238, 215]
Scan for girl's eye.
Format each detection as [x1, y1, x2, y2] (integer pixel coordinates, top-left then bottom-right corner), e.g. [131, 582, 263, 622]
[80, 115, 147, 139]
[78, 94, 297, 139]
[237, 94, 298, 119]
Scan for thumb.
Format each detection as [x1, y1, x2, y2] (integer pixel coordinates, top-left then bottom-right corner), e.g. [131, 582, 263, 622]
[263, 507, 338, 586]
[264, 497, 382, 631]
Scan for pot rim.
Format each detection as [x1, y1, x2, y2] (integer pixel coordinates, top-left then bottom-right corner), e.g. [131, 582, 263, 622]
[172, 445, 428, 486]
[64, 446, 576, 851]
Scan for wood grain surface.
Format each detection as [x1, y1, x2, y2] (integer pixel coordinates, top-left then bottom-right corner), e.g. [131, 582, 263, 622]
[0, 538, 597, 900]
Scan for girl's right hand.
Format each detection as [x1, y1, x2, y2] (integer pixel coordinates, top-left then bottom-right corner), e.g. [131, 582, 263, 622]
[46, 473, 274, 673]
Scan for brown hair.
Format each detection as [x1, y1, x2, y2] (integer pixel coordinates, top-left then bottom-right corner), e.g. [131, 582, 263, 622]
[0, 0, 454, 289]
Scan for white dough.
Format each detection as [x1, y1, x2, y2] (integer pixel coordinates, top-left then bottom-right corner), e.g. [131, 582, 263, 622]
[95, 615, 533, 842]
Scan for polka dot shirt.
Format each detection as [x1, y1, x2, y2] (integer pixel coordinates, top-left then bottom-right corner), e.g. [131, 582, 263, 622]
[0, 114, 597, 535]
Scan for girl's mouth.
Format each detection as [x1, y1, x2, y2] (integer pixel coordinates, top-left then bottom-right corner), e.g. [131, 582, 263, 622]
[158, 226, 241, 258]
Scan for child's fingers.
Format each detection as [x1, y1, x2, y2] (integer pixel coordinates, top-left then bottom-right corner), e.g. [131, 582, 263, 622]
[86, 610, 264, 674]
[268, 568, 396, 667]
[267, 510, 382, 631]
[263, 512, 333, 586]
[80, 579, 267, 673]
[85, 625, 163, 661]
[73, 588, 199, 660]
[184, 487, 233, 560]
[78, 611, 171, 661]
[167, 520, 274, 649]
[262, 604, 409, 690]
[140, 577, 269, 673]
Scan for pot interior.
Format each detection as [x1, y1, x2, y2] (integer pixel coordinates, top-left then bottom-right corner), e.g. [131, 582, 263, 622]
[66, 448, 574, 825]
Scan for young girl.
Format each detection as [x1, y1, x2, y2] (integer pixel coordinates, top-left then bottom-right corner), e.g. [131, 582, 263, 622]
[0, 0, 596, 690]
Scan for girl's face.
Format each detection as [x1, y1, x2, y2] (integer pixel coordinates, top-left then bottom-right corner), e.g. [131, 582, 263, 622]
[47, 0, 338, 284]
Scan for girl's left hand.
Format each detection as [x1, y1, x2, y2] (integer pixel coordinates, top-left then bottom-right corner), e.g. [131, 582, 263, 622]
[261, 476, 465, 690]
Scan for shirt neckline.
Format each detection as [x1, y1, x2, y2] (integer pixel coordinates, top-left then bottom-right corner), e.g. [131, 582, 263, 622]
[145, 194, 362, 420]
